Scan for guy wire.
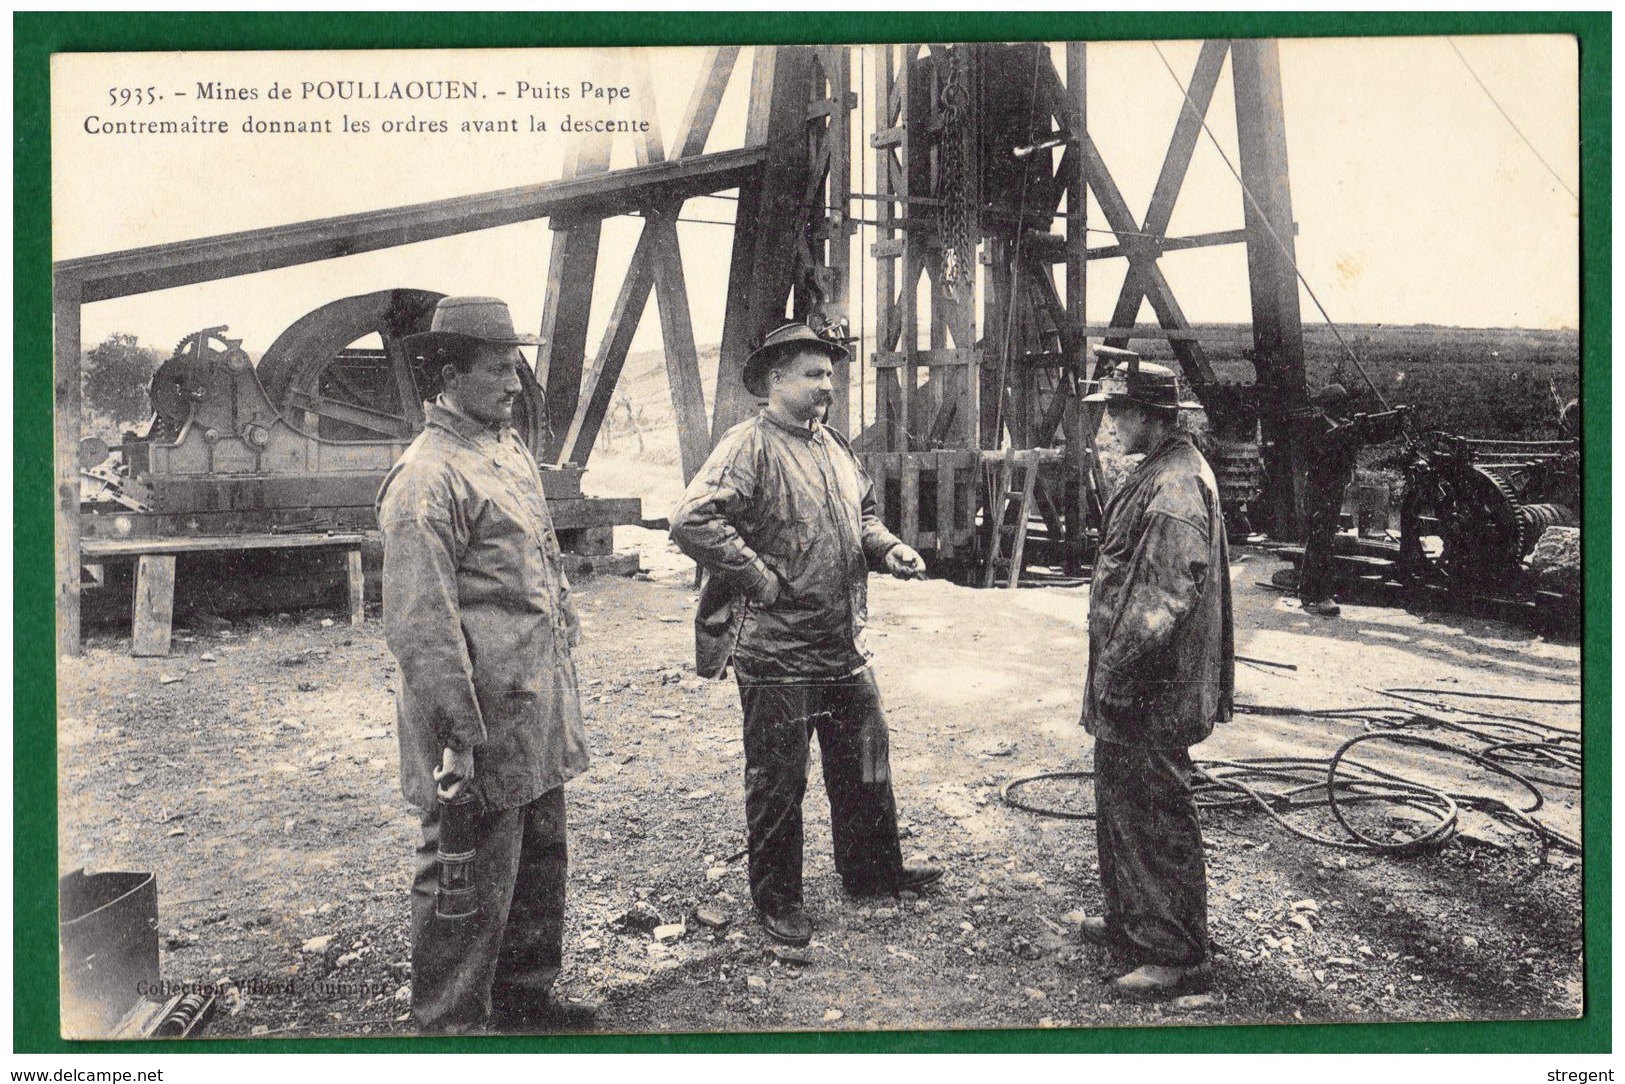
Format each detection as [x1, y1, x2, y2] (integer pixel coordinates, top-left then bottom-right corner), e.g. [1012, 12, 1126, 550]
[1148, 42, 1395, 417]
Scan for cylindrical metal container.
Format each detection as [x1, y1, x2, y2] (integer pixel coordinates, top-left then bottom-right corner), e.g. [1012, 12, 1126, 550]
[436, 795, 479, 920]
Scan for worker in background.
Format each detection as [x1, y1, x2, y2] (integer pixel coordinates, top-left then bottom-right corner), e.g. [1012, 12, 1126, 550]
[670, 322, 942, 949]
[1297, 383, 1409, 617]
[377, 297, 596, 1034]
[1078, 353, 1233, 1001]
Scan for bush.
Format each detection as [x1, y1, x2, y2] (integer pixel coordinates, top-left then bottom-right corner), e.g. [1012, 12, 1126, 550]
[82, 333, 164, 430]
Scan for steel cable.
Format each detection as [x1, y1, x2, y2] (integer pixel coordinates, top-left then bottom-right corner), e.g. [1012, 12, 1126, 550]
[1001, 692, 1580, 855]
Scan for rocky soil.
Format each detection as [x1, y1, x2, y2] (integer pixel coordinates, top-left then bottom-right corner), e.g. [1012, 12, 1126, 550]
[57, 532, 1584, 1039]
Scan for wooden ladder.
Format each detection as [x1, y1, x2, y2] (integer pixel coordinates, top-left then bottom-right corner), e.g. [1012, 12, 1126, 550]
[982, 451, 1040, 589]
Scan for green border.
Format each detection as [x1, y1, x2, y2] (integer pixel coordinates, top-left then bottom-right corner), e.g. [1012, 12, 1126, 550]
[15, 10, 1610, 1055]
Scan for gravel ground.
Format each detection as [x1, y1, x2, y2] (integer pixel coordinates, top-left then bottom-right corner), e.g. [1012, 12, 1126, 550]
[56, 537, 1583, 1039]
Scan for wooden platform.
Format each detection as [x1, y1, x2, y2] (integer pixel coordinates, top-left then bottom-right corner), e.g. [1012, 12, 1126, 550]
[82, 532, 366, 657]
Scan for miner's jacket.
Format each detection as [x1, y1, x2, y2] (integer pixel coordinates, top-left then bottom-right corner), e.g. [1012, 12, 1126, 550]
[1083, 430, 1235, 747]
[377, 400, 589, 812]
[670, 408, 904, 680]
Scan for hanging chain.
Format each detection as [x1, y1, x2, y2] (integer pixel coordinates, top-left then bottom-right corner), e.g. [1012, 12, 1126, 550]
[938, 46, 974, 301]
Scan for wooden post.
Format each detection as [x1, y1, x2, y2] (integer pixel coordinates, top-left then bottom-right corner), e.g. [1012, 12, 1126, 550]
[131, 555, 176, 657]
[55, 274, 83, 658]
[548, 49, 738, 470]
[1083, 136, 1216, 387]
[712, 47, 818, 441]
[346, 549, 365, 626]
[671, 47, 741, 159]
[648, 208, 711, 484]
[538, 138, 613, 460]
[812, 44, 855, 435]
[1064, 44, 1088, 574]
[1233, 38, 1309, 541]
[870, 44, 908, 455]
[1102, 41, 1229, 350]
[559, 224, 661, 466]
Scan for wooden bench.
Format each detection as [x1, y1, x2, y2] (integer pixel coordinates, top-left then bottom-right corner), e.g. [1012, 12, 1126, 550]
[80, 532, 367, 657]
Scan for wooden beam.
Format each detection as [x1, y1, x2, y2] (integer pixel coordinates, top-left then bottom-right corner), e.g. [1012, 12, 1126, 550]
[627, 52, 668, 166]
[56, 146, 765, 303]
[539, 137, 614, 460]
[713, 47, 817, 439]
[1064, 43, 1088, 368]
[672, 47, 742, 158]
[54, 274, 83, 657]
[1233, 38, 1310, 541]
[559, 224, 660, 466]
[82, 533, 367, 558]
[1081, 325, 1255, 344]
[546, 51, 736, 464]
[821, 43, 855, 435]
[744, 45, 780, 145]
[1083, 135, 1216, 386]
[1082, 226, 1259, 262]
[1106, 40, 1230, 339]
[648, 209, 711, 483]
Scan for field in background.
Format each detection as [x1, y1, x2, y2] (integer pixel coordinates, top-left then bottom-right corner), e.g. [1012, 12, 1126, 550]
[581, 325, 1581, 511]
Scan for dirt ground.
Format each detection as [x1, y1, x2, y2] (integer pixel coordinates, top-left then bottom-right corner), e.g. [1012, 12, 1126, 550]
[57, 530, 1583, 1039]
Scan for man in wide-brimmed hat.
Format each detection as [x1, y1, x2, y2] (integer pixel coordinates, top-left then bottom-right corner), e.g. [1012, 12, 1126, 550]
[377, 296, 595, 1034]
[1074, 346, 1234, 1000]
[670, 322, 943, 948]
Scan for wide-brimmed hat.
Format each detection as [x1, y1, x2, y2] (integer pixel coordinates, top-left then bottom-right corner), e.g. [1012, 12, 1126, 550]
[1082, 347, 1200, 410]
[1312, 382, 1351, 411]
[743, 322, 850, 398]
[402, 296, 542, 359]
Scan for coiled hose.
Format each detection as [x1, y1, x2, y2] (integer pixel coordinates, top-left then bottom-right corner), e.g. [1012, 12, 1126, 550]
[1000, 687, 1581, 855]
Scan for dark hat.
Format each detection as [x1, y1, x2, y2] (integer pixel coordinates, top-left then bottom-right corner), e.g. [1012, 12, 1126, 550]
[402, 296, 541, 357]
[1312, 383, 1351, 410]
[1082, 348, 1200, 410]
[743, 322, 850, 398]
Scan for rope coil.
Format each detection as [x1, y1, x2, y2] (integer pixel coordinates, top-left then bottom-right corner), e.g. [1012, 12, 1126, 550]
[1000, 691, 1581, 856]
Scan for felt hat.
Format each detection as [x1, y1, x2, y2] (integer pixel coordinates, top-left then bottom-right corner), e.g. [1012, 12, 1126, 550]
[1082, 347, 1200, 410]
[402, 296, 542, 358]
[743, 322, 850, 398]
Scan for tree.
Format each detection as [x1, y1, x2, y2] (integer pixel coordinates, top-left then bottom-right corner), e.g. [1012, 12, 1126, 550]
[82, 333, 164, 426]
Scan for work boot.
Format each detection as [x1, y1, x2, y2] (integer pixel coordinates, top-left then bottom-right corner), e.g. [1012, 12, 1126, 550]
[491, 994, 600, 1034]
[846, 862, 944, 898]
[1302, 599, 1341, 617]
[898, 862, 944, 892]
[1112, 962, 1214, 1001]
[1076, 915, 1115, 946]
[759, 905, 813, 947]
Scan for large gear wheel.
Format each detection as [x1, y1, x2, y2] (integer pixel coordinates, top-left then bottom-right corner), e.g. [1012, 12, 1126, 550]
[148, 327, 251, 441]
[256, 289, 548, 454]
[1399, 460, 1524, 596]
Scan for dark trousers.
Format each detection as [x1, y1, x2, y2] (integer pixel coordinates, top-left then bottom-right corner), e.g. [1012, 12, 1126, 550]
[737, 669, 905, 912]
[410, 786, 568, 1033]
[1094, 738, 1210, 968]
[1298, 490, 1345, 604]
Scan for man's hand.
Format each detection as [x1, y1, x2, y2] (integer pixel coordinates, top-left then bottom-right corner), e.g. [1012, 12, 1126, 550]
[884, 543, 926, 580]
[758, 570, 784, 607]
[435, 746, 475, 801]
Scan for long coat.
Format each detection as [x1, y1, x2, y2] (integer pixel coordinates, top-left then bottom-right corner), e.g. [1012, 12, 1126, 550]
[670, 409, 904, 680]
[1083, 430, 1234, 748]
[377, 400, 589, 812]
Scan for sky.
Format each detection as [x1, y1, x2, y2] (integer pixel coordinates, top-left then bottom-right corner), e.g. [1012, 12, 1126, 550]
[53, 36, 1580, 362]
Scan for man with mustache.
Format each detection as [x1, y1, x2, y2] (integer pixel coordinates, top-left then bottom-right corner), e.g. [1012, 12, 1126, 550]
[377, 297, 595, 1034]
[671, 322, 941, 947]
